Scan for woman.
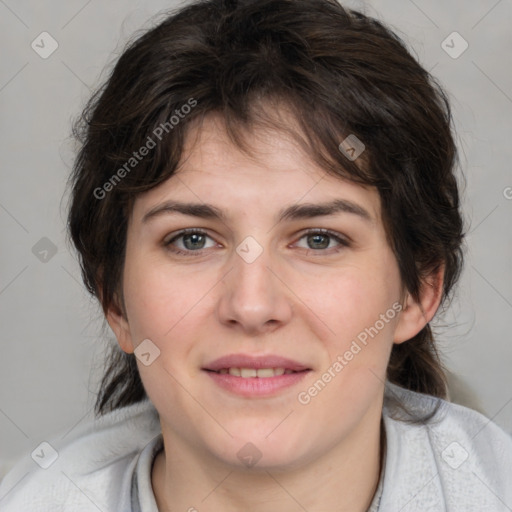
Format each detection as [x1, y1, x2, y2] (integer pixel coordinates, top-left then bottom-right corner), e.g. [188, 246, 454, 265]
[1, 0, 511, 510]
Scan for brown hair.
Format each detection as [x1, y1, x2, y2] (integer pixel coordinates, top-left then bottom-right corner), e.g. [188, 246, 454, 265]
[67, 0, 465, 416]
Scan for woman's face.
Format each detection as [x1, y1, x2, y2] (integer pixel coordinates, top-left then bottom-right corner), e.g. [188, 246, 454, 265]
[110, 113, 421, 470]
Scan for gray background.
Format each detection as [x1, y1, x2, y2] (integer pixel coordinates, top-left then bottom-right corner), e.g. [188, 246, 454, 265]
[0, 0, 511, 477]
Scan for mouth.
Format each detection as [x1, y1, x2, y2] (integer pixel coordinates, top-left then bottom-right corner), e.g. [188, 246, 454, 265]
[204, 367, 308, 377]
[202, 354, 312, 397]
[203, 353, 311, 373]
[202, 368, 311, 397]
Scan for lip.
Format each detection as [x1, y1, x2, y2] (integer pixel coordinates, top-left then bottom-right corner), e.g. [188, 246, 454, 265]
[204, 369, 311, 397]
[202, 353, 312, 398]
[203, 353, 311, 372]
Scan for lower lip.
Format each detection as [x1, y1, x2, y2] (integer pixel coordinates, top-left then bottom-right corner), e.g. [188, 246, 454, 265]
[203, 370, 311, 397]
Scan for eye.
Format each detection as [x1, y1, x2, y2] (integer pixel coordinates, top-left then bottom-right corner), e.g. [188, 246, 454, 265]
[164, 229, 218, 255]
[163, 228, 350, 256]
[295, 229, 350, 252]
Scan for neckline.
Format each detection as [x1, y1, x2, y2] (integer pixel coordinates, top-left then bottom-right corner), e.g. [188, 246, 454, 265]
[137, 426, 387, 512]
[367, 416, 387, 511]
[132, 433, 164, 512]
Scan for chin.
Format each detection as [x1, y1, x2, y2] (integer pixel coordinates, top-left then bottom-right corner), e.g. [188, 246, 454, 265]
[208, 432, 314, 472]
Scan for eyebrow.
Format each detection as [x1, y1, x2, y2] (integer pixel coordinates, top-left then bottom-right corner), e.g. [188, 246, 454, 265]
[142, 198, 373, 224]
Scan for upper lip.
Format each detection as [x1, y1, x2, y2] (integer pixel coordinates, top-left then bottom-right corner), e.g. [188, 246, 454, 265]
[203, 354, 311, 372]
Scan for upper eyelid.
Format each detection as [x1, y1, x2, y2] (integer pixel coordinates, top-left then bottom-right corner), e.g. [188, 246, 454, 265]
[164, 228, 215, 244]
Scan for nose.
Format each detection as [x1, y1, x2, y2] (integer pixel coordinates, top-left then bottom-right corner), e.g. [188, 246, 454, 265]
[216, 244, 293, 336]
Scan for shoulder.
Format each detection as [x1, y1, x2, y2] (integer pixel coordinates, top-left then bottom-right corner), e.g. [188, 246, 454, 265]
[0, 399, 160, 512]
[379, 382, 512, 511]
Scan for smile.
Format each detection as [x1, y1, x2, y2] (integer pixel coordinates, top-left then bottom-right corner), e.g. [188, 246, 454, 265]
[203, 368, 311, 397]
[212, 367, 299, 377]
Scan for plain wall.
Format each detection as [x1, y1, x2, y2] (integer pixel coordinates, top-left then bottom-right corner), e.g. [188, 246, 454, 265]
[1, 0, 511, 476]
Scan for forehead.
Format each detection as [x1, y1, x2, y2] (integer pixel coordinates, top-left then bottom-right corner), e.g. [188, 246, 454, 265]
[132, 113, 382, 223]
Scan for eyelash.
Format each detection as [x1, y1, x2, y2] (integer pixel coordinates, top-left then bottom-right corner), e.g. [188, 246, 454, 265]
[163, 228, 350, 256]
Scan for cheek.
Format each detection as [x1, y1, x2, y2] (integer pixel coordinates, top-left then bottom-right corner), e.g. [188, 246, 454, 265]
[304, 265, 400, 336]
[121, 255, 195, 342]
[121, 259, 204, 400]
[121, 255, 221, 379]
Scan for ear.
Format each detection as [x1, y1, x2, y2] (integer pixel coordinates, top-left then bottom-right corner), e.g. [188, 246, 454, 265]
[393, 265, 444, 344]
[105, 295, 135, 354]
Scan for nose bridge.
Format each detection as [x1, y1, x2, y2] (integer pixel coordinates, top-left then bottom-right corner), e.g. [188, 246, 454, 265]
[234, 245, 273, 297]
[217, 238, 292, 333]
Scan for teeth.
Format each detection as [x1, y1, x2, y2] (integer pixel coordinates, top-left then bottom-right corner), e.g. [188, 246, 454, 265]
[240, 368, 258, 378]
[218, 367, 295, 378]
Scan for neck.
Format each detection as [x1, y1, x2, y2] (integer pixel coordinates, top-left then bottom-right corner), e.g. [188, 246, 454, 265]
[152, 409, 384, 512]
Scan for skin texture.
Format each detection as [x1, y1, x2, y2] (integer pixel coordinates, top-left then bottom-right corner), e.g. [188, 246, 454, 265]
[107, 112, 443, 511]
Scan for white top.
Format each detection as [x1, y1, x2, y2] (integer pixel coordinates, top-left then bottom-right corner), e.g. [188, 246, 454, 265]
[1, 382, 511, 511]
